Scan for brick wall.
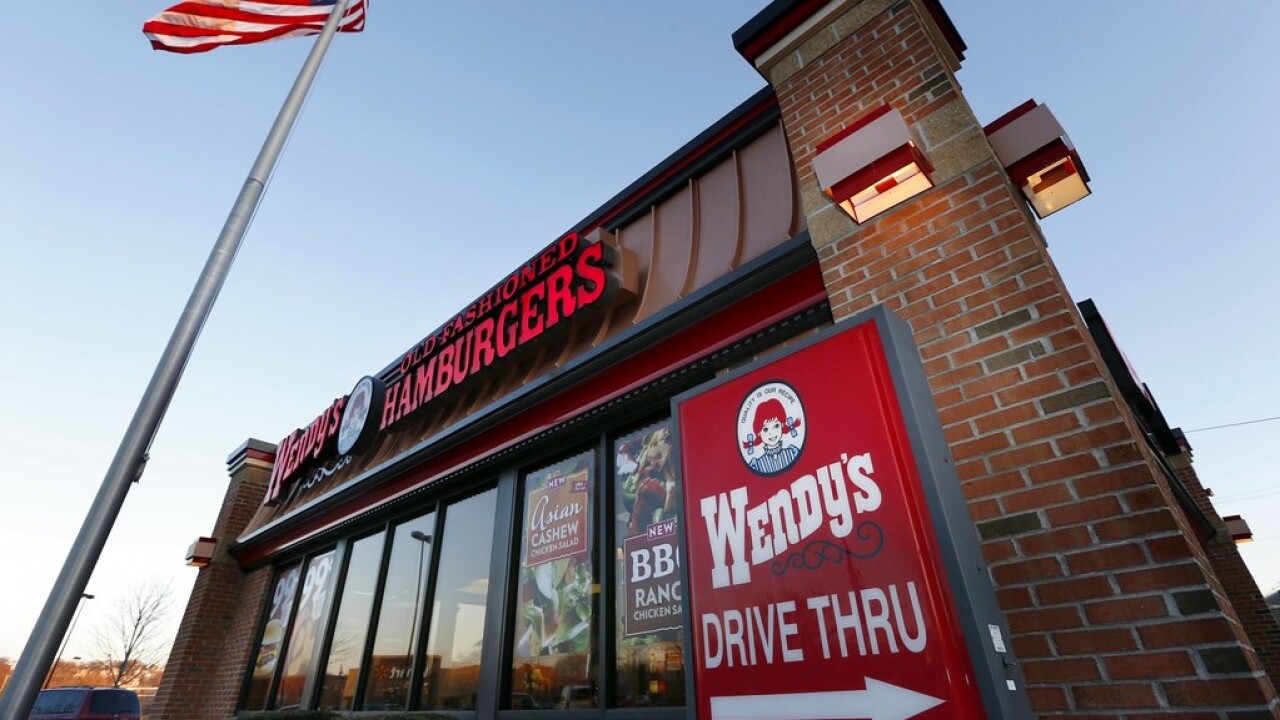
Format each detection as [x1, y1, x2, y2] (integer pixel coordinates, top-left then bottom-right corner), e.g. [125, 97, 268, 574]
[1171, 443, 1280, 689]
[748, 0, 1280, 715]
[151, 441, 276, 720]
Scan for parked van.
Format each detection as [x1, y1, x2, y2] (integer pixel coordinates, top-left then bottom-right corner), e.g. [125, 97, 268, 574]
[28, 687, 141, 720]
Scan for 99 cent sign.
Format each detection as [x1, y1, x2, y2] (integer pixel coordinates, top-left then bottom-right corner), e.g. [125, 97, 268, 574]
[673, 308, 1030, 720]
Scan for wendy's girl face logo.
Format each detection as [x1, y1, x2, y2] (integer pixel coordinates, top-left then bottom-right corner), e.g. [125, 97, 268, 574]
[737, 381, 806, 476]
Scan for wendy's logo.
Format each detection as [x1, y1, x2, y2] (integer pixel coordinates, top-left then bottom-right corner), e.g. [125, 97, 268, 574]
[737, 381, 805, 476]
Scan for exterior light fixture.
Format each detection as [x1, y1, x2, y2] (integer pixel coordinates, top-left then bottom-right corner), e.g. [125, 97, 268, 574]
[812, 104, 934, 224]
[1223, 515, 1253, 545]
[186, 536, 217, 567]
[985, 100, 1091, 218]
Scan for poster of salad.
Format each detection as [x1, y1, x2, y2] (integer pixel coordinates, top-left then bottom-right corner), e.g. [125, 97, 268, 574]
[614, 421, 685, 707]
[511, 450, 597, 709]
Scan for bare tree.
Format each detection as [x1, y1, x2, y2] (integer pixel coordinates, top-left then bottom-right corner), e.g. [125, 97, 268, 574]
[1, 656, 13, 694]
[93, 579, 174, 688]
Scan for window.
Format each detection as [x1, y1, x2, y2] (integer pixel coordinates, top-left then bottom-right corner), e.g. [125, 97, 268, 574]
[613, 421, 685, 707]
[364, 512, 436, 711]
[241, 416, 693, 717]
[89, 689, 140, 715]
[277, 549, 338, 708]
[510, 450, 598, 710]
[317, 531, 386, 710]
[418, 487, 498, 710]
[244, 563, 301, 710]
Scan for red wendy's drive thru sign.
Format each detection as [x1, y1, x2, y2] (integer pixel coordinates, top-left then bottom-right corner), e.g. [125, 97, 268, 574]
[673, 308, 1030, 720]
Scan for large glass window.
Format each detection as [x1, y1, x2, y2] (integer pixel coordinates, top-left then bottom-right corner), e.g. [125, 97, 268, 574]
[613, 421, 685, 707]
[317, 531, 386, 710]
[510, 450, 598, 710]
[276, 549, 338, 709]
[418, 488, 498, 710]
[244, 564, 302, 710]
[364, 512, 436, 711]
[241, 416, 695, 717]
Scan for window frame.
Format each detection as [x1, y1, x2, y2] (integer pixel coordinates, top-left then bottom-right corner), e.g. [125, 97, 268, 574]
[241, 414, 692, 720]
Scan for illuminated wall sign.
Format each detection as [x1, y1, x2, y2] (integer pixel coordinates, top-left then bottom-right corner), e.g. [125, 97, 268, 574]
[674, 309, 1030, 720]
[262, 232, 626, 507]
[265, 396, 347, 505]
[379, 231, 615, 432]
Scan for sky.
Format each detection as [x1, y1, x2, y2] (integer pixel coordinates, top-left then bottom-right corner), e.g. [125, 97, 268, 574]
[1, 0, 1277, 670]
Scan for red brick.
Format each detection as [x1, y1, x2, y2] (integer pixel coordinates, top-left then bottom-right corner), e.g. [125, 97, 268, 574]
[1162, 678, 1270, 706]
[1138, 617, 1236, 648]
[996, 586, 1035, 609]
[1093, 510, 1180, 541]
[1075, 466, 1156, 497]
[967, 498, 1001, 522]
[1103, 443, 1143, 465]
[1026, 686, 1069, 710]
[958, 366, 1024, 400]
[988, 368, 1070, 409]
[1003, 481, 1074, 513]
[1054, 627, 1139, 655]
[1122, 486, 1168, 512]
[953, 458, 987, 482]
[962, 471, 1027, 499]
[1009, 312, 1078, 345]
[1011, 412, 1082, 444]
[1083, 402, 1122, 424]
[952, 431, 1011, 458]
[1083, 594, 1169, 624]
[1036, 575, 1115, 605]
[974, 402, 1043, 434]
[989, 441, 1057, 472]
[1008, 605, 1085, 632]
[1104, 650, 1196, 680]
[1072, 683, 1160, 709]
[1045, 496, 1124, 527]
[1028, 453, 1101, 485]
[1018, 525, 1093, 557]
[992, 556, 1065, 585]
[1148, 534, 1196, 563]
[1054, 423, 1131, 454]
[982, 539, 1017, 563]
[938, 395, 997, 425]
[1066, 543, 1148, 573]
[1012, 633, 1052, 658]
[946, 332, 1011, 367]
[1021, 657, 1101, 683]
[1116, 563, 1206, 593]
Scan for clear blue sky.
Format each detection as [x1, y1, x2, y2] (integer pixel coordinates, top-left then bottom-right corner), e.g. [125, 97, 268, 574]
[2, 1, 1277, 665]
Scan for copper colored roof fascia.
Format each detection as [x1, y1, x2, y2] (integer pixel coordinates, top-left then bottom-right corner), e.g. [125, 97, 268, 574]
[233, 235, 826, 560]
[366, 88, 781, 385]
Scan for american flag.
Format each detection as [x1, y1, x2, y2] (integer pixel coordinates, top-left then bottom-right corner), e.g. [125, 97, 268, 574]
[143, 0, 366, 54]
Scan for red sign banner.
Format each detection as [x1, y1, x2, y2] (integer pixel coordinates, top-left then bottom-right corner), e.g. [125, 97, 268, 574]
[675, 319, 988, 720]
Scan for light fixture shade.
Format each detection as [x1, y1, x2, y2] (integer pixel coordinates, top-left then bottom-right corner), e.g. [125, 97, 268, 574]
[812, 105, 934, 224]
[1223, 515, 1253, 544]
[985, 100, 1091, 218]
[186, 536, 217, 567]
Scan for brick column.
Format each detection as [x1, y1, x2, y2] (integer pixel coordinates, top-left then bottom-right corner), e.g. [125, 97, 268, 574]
[151, 440, 277, 720]
[739, 0, 1279, 715]
[1169, 436, 1280, 689]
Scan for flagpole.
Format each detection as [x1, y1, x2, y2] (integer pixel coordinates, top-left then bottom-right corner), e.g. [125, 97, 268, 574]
[0, 2, 353, 718]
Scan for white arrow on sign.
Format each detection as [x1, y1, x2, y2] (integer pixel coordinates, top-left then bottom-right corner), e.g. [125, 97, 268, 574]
[710, 677, 944, 720]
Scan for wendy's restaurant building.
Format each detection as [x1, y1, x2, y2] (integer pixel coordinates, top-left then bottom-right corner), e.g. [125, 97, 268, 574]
[151, 1, 1280, 718]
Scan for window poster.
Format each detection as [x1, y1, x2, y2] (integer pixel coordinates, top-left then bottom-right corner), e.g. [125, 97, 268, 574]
[511, 450, 597, 709]
[614, 421, 685, 707]
[244, 563, 302, 709]
[277, 550, 337, 708]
